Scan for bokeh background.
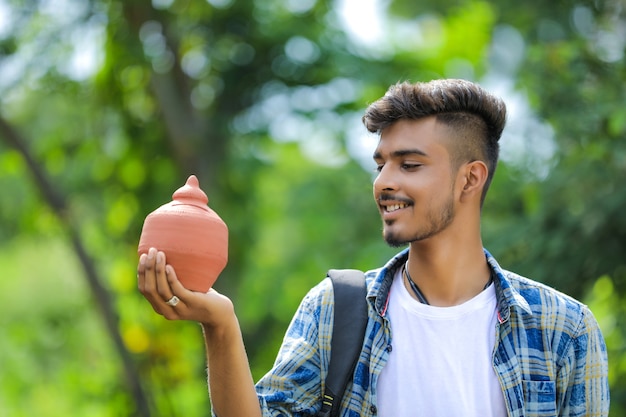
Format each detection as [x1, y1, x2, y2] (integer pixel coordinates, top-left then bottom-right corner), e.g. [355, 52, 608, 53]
[0, 0, 624, 415]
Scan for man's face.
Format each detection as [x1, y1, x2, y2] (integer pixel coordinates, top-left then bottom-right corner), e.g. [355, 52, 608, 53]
[372, 117, 457, 247]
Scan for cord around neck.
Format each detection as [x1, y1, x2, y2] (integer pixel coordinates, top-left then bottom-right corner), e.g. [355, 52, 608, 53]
[403, 261, 493, 306]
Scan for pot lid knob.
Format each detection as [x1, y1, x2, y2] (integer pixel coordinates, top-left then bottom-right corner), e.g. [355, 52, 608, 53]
[172, 175, 209, 205]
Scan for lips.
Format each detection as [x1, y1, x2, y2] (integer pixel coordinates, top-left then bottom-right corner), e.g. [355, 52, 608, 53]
[378, 194, 412, 214]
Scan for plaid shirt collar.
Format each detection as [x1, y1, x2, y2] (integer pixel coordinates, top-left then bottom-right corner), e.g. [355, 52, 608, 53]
[367, 247, 533, 321]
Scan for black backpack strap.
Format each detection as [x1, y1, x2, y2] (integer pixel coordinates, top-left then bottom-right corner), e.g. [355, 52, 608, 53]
[318, 269, 368, 417]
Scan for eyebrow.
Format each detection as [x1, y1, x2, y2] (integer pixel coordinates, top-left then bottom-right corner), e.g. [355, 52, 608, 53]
[372, 148, 429, 160]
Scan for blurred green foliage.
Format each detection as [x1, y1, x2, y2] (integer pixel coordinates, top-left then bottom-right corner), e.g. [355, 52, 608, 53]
[0, 0, 624, 416]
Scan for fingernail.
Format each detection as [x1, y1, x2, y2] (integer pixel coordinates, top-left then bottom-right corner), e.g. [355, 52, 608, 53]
[165, 265, 172, 275]
[139, 253, 146, 265]
[148, 248, 155, 259]
[156, 252, 163, 263]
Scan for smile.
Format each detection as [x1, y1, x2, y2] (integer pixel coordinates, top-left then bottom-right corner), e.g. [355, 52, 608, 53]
[383, 203, 409, 213]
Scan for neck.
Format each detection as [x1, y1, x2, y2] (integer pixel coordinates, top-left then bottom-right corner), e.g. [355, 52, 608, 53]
[404, 234, 491, 307]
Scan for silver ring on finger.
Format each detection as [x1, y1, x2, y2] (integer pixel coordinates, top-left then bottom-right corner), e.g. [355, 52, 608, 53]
[166, 295, 180, 307]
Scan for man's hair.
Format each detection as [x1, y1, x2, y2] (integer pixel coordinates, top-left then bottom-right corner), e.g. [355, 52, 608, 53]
[362, 79, 507, 205]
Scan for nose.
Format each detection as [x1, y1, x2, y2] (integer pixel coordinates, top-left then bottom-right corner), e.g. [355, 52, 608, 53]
[373, 165, 398, 195]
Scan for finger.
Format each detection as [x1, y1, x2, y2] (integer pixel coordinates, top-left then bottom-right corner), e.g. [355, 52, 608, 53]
[138, 249, 157, 293]
[165, 264, 191, 299]
[144, 248, 159, 291]
[137, 253, 148, 292]
[157, 265, 190, 319]
[165, 265, 200, 307]
[155, 251, 174, 301]
[139, 248, 166, 315]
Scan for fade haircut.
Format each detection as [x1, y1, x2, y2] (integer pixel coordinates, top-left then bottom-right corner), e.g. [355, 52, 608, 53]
[362, 79, 507, 205]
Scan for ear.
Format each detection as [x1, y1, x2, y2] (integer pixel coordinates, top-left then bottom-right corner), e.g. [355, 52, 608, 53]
[458, 160, 488, 203]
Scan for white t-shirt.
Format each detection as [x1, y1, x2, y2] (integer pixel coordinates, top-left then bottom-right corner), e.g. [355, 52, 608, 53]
[377, 268, 507, 416]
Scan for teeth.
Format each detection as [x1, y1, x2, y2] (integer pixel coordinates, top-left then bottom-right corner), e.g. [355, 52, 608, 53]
[386, 203, 407, 212]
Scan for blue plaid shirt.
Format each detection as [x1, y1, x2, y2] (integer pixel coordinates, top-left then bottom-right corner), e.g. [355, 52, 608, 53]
[255, 248, 609, 416]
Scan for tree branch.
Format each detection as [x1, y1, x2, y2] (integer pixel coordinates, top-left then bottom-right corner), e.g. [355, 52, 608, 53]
[0, 114, 154, 417]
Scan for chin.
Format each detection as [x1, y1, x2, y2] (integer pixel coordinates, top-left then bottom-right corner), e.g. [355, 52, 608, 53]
[383, 230, 410, 248]
[385, 239, 409, 248]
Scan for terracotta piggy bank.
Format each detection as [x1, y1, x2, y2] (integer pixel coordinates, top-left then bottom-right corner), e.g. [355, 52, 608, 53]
[138, 175, 228, 292]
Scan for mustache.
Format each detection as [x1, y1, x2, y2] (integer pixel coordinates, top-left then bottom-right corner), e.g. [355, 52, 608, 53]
[377, 193, 413, 205]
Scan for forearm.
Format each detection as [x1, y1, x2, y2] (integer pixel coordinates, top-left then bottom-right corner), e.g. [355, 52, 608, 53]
[202, 319, 261, 417]
[138, 250, 261, 415]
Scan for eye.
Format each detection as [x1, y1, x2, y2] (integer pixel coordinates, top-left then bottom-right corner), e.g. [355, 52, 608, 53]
[401, 163, 422, 170]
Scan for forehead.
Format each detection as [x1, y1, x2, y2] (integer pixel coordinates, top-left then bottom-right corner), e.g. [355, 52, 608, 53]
[373, 117, 452, 159]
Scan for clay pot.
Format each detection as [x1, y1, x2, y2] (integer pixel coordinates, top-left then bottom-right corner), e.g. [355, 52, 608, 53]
[138, 175, 228, 292]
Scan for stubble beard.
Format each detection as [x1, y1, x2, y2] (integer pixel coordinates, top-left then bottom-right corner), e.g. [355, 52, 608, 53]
[383, 195, 456, 248]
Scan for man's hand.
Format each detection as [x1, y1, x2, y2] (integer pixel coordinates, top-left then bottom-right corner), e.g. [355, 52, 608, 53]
[137, 247, 234, 327]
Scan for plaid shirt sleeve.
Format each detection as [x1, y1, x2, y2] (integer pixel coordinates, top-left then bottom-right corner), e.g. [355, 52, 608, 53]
[494, 267, 610, 417]
[557, 305, 609, 416]
[255, 278, 335, 416]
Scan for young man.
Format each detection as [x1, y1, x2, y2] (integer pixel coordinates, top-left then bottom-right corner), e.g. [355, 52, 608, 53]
[138, 79, 609, 416]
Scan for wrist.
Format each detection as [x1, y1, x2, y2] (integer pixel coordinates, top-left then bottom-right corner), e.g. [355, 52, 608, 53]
[200, 312, 240, 341]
